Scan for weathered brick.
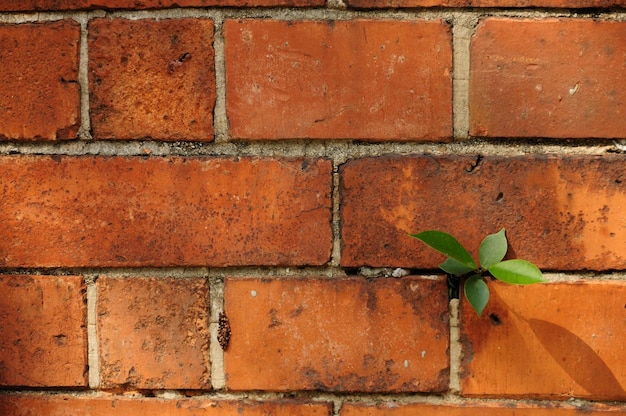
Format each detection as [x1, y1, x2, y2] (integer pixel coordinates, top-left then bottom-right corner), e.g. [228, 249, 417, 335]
[0, 0, 324, 10]
[224, 276, 449, 392]
[0, 20, 80, 140]
[0, 275, 87, 387]
[461, 281, 626, 400]
[346, 0, 626, 7]
[89, 18, 215, 141]
[470, 19, 626, 139]
[0, 156, 331, 267]
[97, 277, 210, 389]
[0, 395, 333, 415]
[340, 155, 626, 270]
[224, 19, 452, 140]
[341, 402, 626, 415]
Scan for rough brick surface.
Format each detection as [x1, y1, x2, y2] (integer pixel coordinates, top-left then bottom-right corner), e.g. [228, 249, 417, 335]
[340, 155, 626, 270]
[346, 0, 626, 7]
[0, 396, 333, 415]
[461, 281, 626, 400]
[0, 21, 80, 140]
[224, 19, 452, 140]
[97, 277, 210, 389]
[341, 403, 626, 415]
[0, 0, 324, 10]
[224, 276, 449, 392]
[1, 1, 626, 409]
[470, 19, 626, 139]
[0, 275, 87, 387]
[0, 156, 331, 267]
[89, 18, 215, 141]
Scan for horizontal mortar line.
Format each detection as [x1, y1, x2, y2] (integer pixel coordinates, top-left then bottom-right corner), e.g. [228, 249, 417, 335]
[0, 388, 619, 409]
[404, 270, 626, 282]
[1, 267, 625, 281]
[0, 140, 621, 159]
[0, 8, 625, 23]
[0, 266, 351, 279]
[0, 8, 455, 23]
[542, 271, 626, 282]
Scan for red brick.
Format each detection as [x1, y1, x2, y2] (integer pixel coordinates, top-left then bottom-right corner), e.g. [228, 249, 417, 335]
[0, 395, 332, 416]
[0, 21, 80, 140]
[89, 18, 215, 141]
[341, 402, 626, 415]
[97, 277, 210, 389]
[224, 276, 449, 392]
[224, 19, 452, 141]
[340, 155, 626, 270]
[0, 156, 331, 267]
[346, 0, 626, 7]
[0, 275, 87, 387]
[461, 280, 626, 400]
[0, 0, 324, 10]
[470, 19, 626, 139]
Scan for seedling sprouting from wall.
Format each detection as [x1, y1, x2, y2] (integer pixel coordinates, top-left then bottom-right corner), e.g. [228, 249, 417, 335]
[410, 229, 545, 316]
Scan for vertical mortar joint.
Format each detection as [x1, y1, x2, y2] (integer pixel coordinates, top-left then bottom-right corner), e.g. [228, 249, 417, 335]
[449, 298, 461, 394]
[85, 273, 100, 389]
[451, 12, 480, 141]
[75, 12, 93, 141]
[209, 274, 226, 389]
[212, 16, 228, 144]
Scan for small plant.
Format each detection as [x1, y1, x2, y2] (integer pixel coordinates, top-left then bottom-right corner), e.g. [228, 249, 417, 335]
[410, 228, 545, 316]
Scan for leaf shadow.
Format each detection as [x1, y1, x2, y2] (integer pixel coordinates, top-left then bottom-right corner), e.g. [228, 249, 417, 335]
[526, 318, 625, 398]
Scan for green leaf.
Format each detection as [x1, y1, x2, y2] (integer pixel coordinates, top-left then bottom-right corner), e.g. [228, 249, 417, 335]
[409, 231, 477, 269]
[464, 275, 490, 316]
[479, 228, 507, 269]
[439, 258, 476, 275]
[488, 259, 545, 284]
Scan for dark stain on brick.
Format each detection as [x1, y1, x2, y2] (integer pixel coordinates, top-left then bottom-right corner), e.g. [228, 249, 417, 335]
[489, 313, 502, 326]
[289, 306, 304, 318]
[217, 312, 231, 351]
[53, 334, 67, 346]
[268, 308, 282, 329]
[366, 287, 378, 311]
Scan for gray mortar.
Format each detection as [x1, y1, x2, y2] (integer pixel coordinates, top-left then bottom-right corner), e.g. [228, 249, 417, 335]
[85, 274, 100, 388]
[212, 16, 229, 144]
[452, 12, 479, 140]
[75, 12, 94, 141]
[209, 275, 226, 389]
[448, 298, 461, 393]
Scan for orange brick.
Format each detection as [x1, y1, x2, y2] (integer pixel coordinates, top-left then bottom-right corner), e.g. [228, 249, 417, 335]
[224, 276, 449, 392]
[470, 19, 626, 139]
[461, 280, 626, 400]
[0, 395, 333, 416]
[0, 0, 324, 10]
[224, 19, 452, 140]
[346, 0, 626, 7]
[0, 275, 87, 387]
[97, 277, 210, 389]
[340, 155, 626, 270]
[89, 18, 215, 141]
[0, 21, 80, 140]
[0, 156, 331, 267]
[341, 402, 626, 415]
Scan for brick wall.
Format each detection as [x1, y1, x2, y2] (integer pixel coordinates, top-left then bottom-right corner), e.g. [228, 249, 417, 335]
[0, 1, 625, 414]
